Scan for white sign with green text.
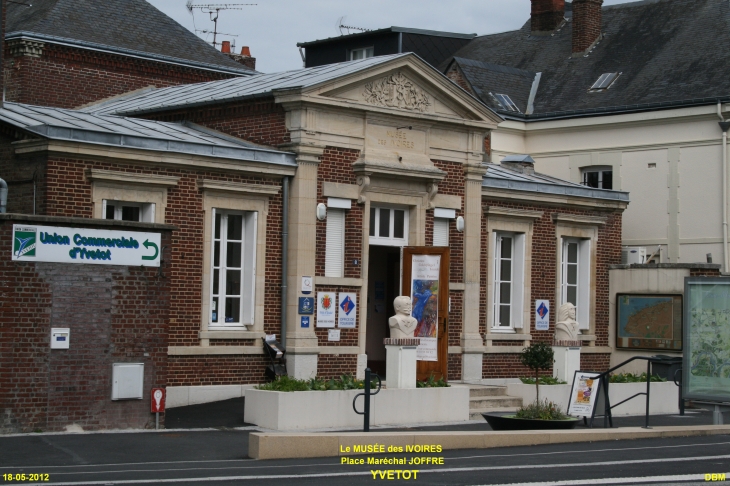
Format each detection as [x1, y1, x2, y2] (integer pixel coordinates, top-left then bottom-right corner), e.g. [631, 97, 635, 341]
[12, 224, 161, 267]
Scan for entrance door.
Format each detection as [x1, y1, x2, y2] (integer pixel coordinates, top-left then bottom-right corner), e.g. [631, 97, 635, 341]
[402, 247, 450, 381]
[365, 245, 401, 377]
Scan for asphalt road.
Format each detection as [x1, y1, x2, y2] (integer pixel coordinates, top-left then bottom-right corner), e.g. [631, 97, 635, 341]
[2, 429, 729, 486]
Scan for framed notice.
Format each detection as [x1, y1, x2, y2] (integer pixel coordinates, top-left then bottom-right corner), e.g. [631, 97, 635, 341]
[684, 277, 730, 402]
[338, 292, 357, 328]
[616, 294, 682, 351]
[316, 292, 336, 328]
[410, 254, 441, 361]
[568, 371, 602, 417]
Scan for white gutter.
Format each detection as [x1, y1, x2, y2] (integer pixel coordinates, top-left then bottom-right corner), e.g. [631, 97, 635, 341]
[718, 102, 730, 273]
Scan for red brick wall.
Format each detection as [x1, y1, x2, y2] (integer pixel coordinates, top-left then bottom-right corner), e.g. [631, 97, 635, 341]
[481, 200, 623, 378]
[168, 356, 269, 386]
[144, 98, 291, 148]
[4, 43, 238, 109]
[445, 64, 474, 95]
[531, 0, 566, 32]
[572, 0, 604, 53]
[0, 220, 171, 433]
[313, 286, 360, 348]
[318, 355, 358, 379]
[689, 268, 721, 277]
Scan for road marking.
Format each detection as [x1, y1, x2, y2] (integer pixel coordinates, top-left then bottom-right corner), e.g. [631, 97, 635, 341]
[24, 453, 730, 485]
[482, 473, 722, 485]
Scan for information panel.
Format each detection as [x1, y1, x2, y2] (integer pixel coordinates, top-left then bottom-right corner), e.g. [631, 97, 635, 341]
[410, 254, 441, 362]
[684, 277, 730, 402]
[12, 224, 161, 267]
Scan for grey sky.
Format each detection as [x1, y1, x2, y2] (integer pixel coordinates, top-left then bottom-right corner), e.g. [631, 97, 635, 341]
[146, 0, 638, 73]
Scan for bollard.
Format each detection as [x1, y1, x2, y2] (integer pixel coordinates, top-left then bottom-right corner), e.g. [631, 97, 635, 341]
[353, 367, 381, 432]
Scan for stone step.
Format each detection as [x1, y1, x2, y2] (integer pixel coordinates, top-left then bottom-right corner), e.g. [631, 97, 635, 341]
[467, 386, 509, 397]
[469, 407, 520, 421]
[469, 396, 523, 409]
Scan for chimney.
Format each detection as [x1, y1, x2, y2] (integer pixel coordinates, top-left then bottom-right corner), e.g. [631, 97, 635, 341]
[222, 46, 256, 71]
[221, 41, 231, 54]
[531, 0, 565, 33]
[500, 154, 536, 175]
[572, 0, 603, 54]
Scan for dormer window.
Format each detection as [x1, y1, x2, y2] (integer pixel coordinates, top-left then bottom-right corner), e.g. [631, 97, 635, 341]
[350, 47, 374, 60]
[492, 93, 521, 113]
[589, 72, 621, 92]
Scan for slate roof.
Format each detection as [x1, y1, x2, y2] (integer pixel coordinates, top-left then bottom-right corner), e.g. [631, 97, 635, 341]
[6, 0, 255, 75]
[84, 54, 411, 116]
[0, 102, 295, 166]
[453, 58, 537, 114]
[445, 0, 730, 119]
[483, 163, 629, 202]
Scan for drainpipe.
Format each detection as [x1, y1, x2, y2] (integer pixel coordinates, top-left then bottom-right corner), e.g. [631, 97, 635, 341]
[280, 176, 290, 348]
[719, 102, 730, 273]
[0, 177, 7, 213]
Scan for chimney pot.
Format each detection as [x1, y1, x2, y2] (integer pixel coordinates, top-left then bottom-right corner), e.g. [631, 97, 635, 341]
[572, 0, 604, 54]
[241, 46, 251, 57]
[531, 0, 565, 33]
[221, 40, 231, 54]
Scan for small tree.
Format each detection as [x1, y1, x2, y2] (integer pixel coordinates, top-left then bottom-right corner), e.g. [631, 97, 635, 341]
[520, 342, 554, 402]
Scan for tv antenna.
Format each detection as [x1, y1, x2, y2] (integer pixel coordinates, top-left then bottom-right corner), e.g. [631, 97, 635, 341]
[186, 2, 257, 48]
[337, 16, 370, 36]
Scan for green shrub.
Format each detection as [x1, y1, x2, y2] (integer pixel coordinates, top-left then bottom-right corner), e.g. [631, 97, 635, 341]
[514, 399, 569, 421]
[416, 374, 449, 388]
[519, 376, 567, 385]
[256, 375, 311, 392]
[256, 374, 379, 392]
[609, 372, 666, 383]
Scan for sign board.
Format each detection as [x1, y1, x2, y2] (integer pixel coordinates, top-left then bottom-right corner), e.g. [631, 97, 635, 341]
[410, 254, 441, 361]
[316, 292, 336, 327]
[684, 277, 730, 402]
[12, 224, 161, 267]
[568, 371, 602, 417]
[338, 292, 357, 328]
[151, 388, 165, 413]
[298, 297, 314, 315]
[301, 316, 310, 328]
[535, 300, 550, 331]
[301, 276, 313, 294]
[617, 294, 682, 350]
[328, 329, 341, 342]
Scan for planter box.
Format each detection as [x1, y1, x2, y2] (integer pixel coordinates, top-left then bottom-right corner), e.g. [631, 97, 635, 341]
[244, 387, 469, 430]
[506, 381, 680, 416]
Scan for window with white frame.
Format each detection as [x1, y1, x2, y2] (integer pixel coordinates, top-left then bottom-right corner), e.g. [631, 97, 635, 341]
[350, 47, 374, 60]
[325, 208, 345, 277]
[210, 210, 257, 327]
[492, 232, 525, 331]
[369, 206, 408, 246]
[560, 238, 591, 329]
[581, 167, 613, 190]
[103, 200, 155, 223]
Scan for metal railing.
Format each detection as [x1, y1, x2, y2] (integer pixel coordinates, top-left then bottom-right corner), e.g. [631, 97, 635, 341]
[353, 368, 382, 432]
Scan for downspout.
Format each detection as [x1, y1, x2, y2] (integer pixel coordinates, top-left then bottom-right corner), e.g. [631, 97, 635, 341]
[0, 177, 7, 213]
[280, 176, 289, 348]
[719, 102, 730, 273]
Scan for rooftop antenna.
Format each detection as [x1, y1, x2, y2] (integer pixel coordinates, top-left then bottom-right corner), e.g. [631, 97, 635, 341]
[337, 16, 370, 36]
[186, 2, 256, 49]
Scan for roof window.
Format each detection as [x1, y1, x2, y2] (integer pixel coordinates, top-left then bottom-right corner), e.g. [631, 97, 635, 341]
[589, 73, 621, 92]
[492, 93, 521, 113]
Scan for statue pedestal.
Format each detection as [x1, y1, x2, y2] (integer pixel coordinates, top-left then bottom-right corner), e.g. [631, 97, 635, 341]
[552, 340, 581, 383]
[384, 338, 420, 389]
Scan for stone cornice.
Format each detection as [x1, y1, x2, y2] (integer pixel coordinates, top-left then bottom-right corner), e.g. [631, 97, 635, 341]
[86, 169, 180, 187]
[482, 187, 629, 211]
[552, 213, 608, 226]
[197, 179, 281, 196]
[484, 206, 544, 220]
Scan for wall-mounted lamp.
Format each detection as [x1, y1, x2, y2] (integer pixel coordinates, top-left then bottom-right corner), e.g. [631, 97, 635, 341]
[456, 216, 465, 233]
[316, 203, 327, 221]
[396, 125, 413, 131]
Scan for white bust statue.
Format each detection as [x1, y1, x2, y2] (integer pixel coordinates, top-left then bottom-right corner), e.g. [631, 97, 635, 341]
[389, 296, 418, 339]
[554, 303, 580, 341]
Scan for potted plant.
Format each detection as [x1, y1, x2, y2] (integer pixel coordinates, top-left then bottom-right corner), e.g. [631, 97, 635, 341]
[482, 342, 580, 430]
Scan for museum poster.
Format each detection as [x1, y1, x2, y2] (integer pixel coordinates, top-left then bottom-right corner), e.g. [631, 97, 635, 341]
[685, 280, 730, 401]
[410, 254, 441, 361]
[568, 371, 601, 416]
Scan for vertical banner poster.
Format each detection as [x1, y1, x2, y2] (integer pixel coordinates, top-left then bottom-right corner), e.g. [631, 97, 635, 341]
[316, 292, 336, 328]
[338, 292, 357, 328]
[535, 300, 550, 331]
[411, 254, 441, 361]
[568, 371, 601, 417]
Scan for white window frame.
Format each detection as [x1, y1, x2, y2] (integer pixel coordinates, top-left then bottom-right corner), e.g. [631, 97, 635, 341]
[560, 237, 591, 330]
[581, 166, 613, 190]
[325, 208, 346, 277]
[103, 200, 155, 223]
[491, 231, 525, 332]
[209, 209, 257, 329]
[350, 46, 374, 60]
[369, 206, 409, 247]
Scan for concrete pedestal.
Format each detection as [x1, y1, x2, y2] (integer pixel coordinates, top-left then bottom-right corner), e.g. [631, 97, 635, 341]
[552, 344, 581, 383]
[384, 338, 420, 389]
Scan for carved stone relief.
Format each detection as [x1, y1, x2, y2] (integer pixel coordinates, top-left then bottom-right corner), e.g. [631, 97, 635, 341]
[363, 72, 431, 112]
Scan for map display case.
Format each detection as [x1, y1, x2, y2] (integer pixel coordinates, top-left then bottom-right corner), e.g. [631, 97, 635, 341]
[684, 277, 730, 402]
[616, 294, 683, 350]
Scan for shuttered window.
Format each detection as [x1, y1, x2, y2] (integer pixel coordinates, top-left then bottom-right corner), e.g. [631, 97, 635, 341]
[433, 218, 449, 247]
[325, 208, 345, 277]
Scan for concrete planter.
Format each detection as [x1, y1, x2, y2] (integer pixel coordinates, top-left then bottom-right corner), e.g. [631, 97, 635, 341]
[244, 387, 469, 430]
[506, 381, 680, 416]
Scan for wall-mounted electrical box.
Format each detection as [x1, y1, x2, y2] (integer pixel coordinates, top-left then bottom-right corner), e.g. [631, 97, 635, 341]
[50, 328, 70, 349]
[111, 363, 144, 400]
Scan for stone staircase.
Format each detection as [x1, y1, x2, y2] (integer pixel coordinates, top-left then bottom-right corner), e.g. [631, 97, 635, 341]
[467, 385, 523, 420]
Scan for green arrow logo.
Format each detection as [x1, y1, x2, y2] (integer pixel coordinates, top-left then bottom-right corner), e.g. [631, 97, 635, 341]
[142, 240, 159, 261]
